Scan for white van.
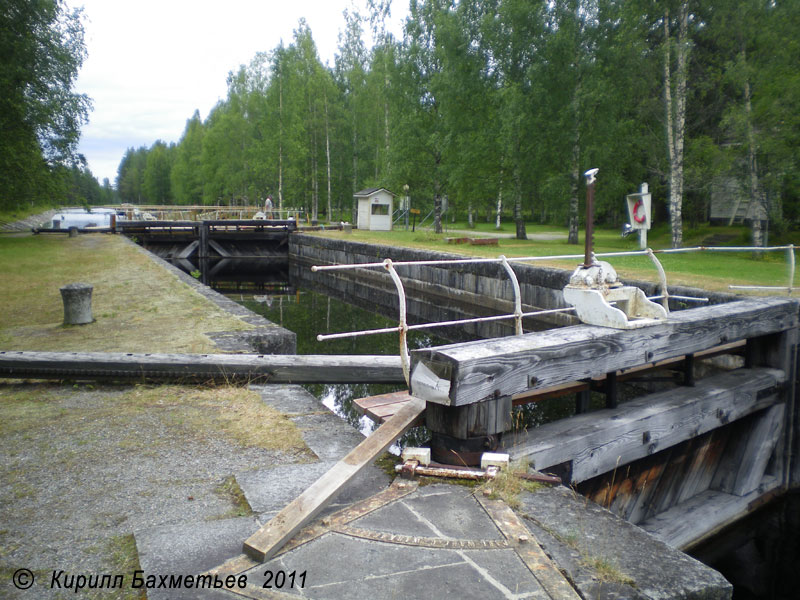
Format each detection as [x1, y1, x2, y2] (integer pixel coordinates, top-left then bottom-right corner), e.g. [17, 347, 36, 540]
[50, 208, 126, 229]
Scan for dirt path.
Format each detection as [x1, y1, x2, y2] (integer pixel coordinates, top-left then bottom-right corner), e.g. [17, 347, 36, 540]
[0, 381, 309, 599]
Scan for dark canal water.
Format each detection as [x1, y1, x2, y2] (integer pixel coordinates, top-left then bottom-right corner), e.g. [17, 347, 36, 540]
[690, 492, 800, 600]
[231, 288, 439, 445]
[231, 287, 587, 439]
[229, 286, 800, 598]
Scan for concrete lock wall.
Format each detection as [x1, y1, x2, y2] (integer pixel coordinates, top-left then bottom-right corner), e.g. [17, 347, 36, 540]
[289, 234, 737, 341]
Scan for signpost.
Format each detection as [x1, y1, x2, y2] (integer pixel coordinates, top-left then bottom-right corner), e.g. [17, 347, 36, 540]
[626, 183, 652, 250]
[410, 208, 420, 232]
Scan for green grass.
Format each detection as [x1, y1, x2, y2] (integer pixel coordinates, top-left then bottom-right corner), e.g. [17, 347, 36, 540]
[0, 381, 308, 454]
[315, 222, 797, 295]
[104, 534, 147, 600]
[0, 233, 253, 352]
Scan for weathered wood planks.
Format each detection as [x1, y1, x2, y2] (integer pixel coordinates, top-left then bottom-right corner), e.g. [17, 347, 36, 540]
[410, 297, 798, 406]
[712, 403, 786, 496]
[503, 367, 785, 483]
[639, 476, 782, 549]
[242, 396, 426, 562]
[0, 350, 404, 383]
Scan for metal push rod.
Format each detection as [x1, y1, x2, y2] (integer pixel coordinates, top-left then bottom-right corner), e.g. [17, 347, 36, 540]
[583, 168, 599, 267]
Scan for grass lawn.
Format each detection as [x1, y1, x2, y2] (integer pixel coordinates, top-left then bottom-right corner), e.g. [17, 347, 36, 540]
[0, 233, 253, 352]
[313, 221, 796, 295]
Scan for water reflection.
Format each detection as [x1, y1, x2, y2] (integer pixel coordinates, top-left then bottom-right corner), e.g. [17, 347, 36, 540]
[236, 289, 446, 447]
[232, 287, 594, 444]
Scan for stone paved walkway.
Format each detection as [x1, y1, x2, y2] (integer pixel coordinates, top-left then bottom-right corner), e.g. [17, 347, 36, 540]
[134, 385, 731, 600]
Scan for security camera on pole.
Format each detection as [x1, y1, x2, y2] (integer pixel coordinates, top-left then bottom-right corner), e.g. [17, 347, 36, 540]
[625, 183, 652, 250]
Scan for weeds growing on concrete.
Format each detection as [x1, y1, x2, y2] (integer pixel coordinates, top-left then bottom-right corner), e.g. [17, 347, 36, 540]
[477, 464, 544, 509]
[212, 475, 254, 519]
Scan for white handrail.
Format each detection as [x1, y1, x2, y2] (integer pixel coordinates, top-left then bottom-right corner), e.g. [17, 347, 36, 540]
[312, 244, 794, 359]
[500, 255, 523, 335]
[383, 259, 410, 385]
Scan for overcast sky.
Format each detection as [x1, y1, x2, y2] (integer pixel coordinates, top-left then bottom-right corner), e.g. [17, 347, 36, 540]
[71, 0, 408, 186]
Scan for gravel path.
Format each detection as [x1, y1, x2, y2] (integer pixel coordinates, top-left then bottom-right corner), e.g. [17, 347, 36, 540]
[0, 218, 306, 597]
[0, 381, 308, 598]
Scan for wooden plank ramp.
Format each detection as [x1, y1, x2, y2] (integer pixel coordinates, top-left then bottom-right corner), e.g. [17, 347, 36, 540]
[242, 395, 426, 562]
[352, 390, 420, 424]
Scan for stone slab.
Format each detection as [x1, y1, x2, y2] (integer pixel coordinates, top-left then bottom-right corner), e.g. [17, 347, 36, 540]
[134, 517, 259, 599]
[237, 462, 390, 520]
[517, 485, 733, 600]
[291, 412, 367, 461]
[351, 484, 503, 541]
[253, 383, 323, 416]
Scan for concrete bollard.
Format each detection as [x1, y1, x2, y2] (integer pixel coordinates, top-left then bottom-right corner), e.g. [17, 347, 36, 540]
[60, 283, 94, 325]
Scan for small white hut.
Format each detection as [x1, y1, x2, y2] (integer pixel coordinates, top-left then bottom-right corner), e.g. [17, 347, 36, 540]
[354, 188, 395, 231]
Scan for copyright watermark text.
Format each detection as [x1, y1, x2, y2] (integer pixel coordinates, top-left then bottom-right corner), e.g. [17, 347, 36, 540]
[8, 568, 307, 593]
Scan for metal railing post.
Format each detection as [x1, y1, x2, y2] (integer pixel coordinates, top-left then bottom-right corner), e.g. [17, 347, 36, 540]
[646, 249, 670, 311]
[383, 259, 411, 385]
[500, 255, 524, 335]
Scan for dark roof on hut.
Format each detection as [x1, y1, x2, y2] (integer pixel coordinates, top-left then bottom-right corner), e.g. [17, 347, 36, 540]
[353, 187, 396, 198]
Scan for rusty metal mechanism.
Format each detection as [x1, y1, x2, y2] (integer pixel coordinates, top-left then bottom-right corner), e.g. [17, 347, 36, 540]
[395, 448, 562, 484]
[562, 168, 668, 329]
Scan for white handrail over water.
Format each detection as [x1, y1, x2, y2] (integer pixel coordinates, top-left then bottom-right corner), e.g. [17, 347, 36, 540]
[311, 244, 795, 385]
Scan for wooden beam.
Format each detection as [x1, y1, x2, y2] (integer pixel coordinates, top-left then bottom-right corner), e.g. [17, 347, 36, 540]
[349, 341, 749, 422]
[510, 340, 746, 406]
[242, 395, 426, 562]
[410, 298, 798, 407]
[207, 239, 231, 257]
[712, 403, 785, 496]
[0, 351, 404, 384]
[639, 476, 782, 550]
[175, 239, 199, 259]
[503, 368, 785, 483]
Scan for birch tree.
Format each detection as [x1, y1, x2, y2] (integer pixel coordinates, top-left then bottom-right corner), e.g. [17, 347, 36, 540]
[663, 2, 690, 248]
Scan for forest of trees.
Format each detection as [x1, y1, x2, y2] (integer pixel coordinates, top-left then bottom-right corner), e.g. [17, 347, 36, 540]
[5, 1, 797, 246]
[116, 0, 800, 247]
[0, 0, 114, 214]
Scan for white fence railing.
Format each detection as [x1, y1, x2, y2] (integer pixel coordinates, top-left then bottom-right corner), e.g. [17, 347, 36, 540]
[311, 245, 796, 384]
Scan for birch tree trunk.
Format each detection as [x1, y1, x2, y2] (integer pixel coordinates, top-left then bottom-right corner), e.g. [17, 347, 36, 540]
[496, 170, 503, 230]
[352, 116, 358, 223]
[663, 4, 688, 249]
[384, 71, 390, 174]
[325, 94, 332, 222]
[742, 47, 764, 248]
[311, 127, 318, 221]
[278, 64, 284, 213]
